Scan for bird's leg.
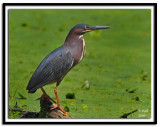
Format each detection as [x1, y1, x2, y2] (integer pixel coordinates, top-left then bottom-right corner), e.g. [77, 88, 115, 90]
[37, 88, 56, 103]
[50, 86, 67, 115]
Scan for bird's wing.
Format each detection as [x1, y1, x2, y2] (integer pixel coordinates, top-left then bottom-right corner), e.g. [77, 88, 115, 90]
[27, 48, 73, 93]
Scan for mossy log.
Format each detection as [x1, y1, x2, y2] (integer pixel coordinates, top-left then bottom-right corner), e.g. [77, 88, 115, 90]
[11, 95, 72, 118]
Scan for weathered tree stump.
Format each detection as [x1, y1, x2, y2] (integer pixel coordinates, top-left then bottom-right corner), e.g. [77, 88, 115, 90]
[38, 95, 71, 118]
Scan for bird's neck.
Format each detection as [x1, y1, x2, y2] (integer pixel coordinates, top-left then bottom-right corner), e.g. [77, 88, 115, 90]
[64, 33, 86, 66]
[64, 33, 84, 45]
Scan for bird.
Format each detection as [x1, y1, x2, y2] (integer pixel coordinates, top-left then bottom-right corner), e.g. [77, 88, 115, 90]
[27, 24, 111, 114]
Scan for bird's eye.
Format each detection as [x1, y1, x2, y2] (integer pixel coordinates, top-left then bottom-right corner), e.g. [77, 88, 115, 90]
[84, 26, 87, 29]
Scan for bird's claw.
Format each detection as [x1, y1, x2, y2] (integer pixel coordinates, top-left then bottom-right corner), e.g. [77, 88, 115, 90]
[50, 106, 67, 115]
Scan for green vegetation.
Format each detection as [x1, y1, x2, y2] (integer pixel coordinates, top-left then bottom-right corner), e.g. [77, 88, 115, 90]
[9, 9, 151, 118]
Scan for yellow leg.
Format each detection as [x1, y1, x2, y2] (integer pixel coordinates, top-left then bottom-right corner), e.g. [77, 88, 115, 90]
[50, 86, 67, 114]
[37, 87, 56, 103]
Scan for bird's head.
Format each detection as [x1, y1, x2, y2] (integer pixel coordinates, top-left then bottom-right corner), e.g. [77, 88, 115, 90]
[68, 24, 111, 35]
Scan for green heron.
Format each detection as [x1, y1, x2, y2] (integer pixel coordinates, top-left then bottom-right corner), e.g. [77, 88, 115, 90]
[27, 24, 111, 114]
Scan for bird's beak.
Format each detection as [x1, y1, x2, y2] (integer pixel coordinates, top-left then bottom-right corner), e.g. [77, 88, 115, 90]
[83, 26, 112, 32]
[92, 26, 112, 30]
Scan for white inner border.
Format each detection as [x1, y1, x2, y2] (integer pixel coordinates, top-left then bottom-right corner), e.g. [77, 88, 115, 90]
[5, 5, 154, 123]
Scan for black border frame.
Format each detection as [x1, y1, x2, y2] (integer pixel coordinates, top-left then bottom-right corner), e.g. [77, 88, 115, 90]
[2, 3, 157, 125]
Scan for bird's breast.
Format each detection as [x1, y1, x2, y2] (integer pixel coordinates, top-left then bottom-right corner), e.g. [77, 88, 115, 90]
[79, 36, 86, 62]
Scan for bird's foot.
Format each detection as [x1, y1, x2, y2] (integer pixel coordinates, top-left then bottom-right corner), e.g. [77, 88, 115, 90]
[37, 94, 56, 103]
[50, 106, 67, 115]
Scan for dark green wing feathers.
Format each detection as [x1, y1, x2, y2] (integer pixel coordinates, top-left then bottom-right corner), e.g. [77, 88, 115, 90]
[27, 47, 73, 93]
